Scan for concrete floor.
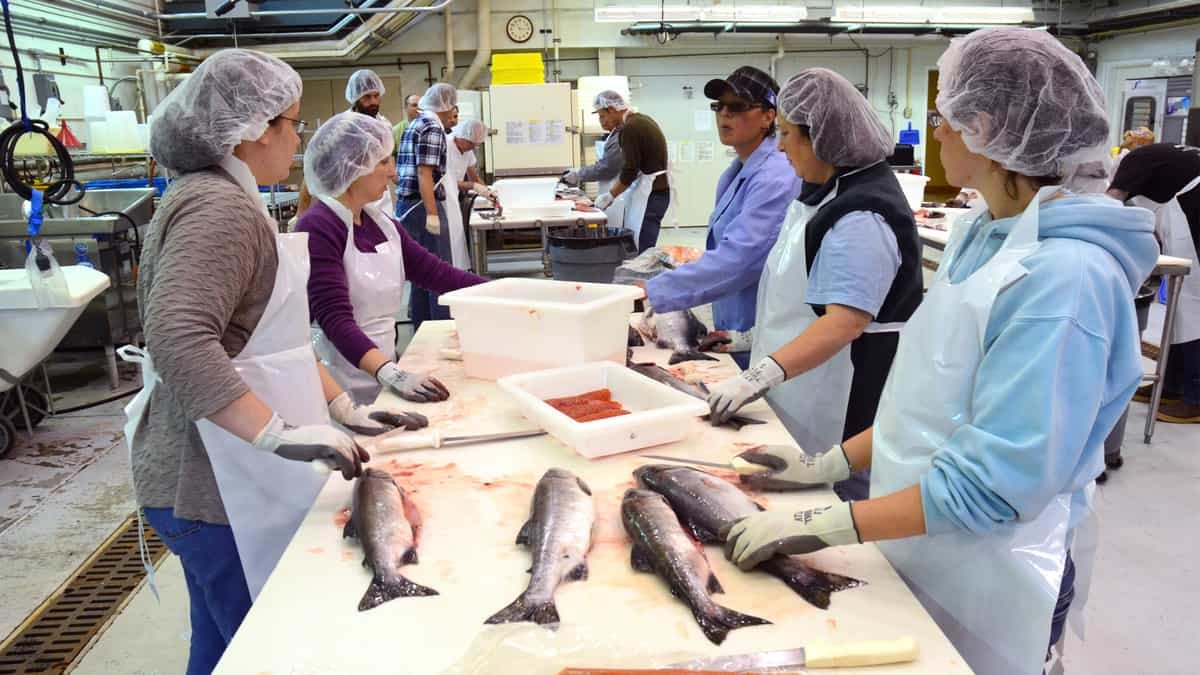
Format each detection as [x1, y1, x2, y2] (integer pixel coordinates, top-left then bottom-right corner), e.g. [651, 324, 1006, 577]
[2, 227, 1198, 673]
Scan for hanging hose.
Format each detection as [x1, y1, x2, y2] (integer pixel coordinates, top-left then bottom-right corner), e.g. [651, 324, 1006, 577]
[0, 0, 83, 206]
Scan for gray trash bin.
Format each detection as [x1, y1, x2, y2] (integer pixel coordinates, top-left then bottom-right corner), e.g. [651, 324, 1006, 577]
[547, 226, 638, 283]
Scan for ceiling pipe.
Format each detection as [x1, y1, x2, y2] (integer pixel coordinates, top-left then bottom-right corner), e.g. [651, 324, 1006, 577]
[444, 6, 456, 83]
[72, 0, 452, 22]
[457, 0, 491, 89]
[768, 36, 785, 79]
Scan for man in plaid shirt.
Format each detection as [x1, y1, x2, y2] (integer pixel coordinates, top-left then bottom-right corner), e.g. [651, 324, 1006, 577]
[396, 83, 459, 327]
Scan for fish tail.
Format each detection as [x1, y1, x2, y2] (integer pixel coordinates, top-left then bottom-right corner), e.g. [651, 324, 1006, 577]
[695, 603, 771, 645]
[668, 350, 719, 365]
[762, 558, 865, 610]
[483, 592, 560, 626]
[358, 573, 439, 611]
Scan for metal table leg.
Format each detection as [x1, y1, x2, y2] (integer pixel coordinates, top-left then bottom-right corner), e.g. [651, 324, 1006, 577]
[105, 344, 120, 390]
[472, 228, 488, 276]
[41, 363, 55, 416]
[13, 381, 34, 441]
[537, 220, 551, 277]
[1145, 274, 1184, 443]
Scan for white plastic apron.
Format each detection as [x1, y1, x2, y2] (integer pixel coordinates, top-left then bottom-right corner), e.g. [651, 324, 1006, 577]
[613, 169, 668, 243]
[440, 136, 472, 269]
[1136, 176, 1200, 344]
[313, 200, 407, 403]
[750, 177, 904, 452]
[871, 186, 1079, 675]
[594, 138, 624, 230]
[117, 344, 164, 602]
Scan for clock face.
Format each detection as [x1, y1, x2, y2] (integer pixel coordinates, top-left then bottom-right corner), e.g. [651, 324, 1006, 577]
[506, 15, 534, 43]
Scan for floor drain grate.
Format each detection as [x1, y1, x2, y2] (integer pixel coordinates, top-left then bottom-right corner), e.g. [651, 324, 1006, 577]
[0, 514, 168, 674]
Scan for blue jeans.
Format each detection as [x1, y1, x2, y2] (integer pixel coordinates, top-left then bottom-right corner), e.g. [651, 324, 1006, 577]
[143, 507, 251, 675]
[396, 195, 451, 330]
[637, 190, 670, 252]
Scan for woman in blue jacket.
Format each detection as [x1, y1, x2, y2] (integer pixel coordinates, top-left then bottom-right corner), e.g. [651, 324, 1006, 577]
[642, 66, 799, 369]
[720, 28, 1158, 675]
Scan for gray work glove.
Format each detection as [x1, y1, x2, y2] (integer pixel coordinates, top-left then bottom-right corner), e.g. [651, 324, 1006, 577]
[252, 413, 370, 480]
[327, 391, 428, 436]
[721, 503, 861, 571]
[735, 444, 852, 491]
[376, 362, 450, 403]
[707, 356, 785, 425]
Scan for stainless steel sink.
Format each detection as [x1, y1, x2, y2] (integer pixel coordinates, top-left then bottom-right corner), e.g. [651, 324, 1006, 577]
[0, 188, 155, 237]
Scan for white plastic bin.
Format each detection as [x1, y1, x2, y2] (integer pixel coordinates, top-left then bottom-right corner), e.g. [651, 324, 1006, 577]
[894, 172, 930, 211]
[498, 361, 710, 458]
[493, 177, 558, 208]
[439, 278, 642, 380]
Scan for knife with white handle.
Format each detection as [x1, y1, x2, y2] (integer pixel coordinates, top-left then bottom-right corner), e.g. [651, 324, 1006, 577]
[666, 636, 918, 670]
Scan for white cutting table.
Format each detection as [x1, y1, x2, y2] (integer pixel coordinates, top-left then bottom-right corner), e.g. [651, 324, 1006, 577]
[917, 214, 1192, 444]
[215, 322, 970, 675]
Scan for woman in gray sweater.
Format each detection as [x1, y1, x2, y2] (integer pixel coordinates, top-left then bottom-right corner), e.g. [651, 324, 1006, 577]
[125, 49, 425, 674]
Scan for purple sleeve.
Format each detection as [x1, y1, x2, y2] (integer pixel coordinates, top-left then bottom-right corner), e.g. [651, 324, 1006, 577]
[395, 221, 488, 292]
[295, 211, 379, 368]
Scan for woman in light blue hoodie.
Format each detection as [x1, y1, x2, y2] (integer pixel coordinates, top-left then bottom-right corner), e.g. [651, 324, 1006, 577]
[718, 28, 1159, 675]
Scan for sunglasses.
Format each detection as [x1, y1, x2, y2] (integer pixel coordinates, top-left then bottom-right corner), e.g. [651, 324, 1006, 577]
[927, 111, 944, 129]
[276, 114, 307, 135]
[710, 100, 764, 114]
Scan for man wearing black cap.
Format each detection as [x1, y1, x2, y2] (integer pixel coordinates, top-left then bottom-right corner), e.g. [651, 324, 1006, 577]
[642, 66, 800, 369]
[591, 92, 670, 252]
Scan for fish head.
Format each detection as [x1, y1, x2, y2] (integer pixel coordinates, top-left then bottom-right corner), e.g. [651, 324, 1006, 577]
[633, 464, 677, 491]
[362, 467, 394, 481]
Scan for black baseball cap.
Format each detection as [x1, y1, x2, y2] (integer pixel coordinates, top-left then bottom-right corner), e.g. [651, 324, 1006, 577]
[704, 66, 780, 109]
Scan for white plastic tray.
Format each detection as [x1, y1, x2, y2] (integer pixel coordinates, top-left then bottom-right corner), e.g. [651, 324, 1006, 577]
[497, 361, 710, 458]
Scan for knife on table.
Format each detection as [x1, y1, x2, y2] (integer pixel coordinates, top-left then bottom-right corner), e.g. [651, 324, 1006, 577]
[666, 637, 919, 671]
[639, 454, 772, 475]
[368, 429, 546, 453]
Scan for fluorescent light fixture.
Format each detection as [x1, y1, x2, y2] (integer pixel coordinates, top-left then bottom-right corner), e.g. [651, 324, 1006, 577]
[832, 4, 1033, 24]
[595, 4, 806, 23]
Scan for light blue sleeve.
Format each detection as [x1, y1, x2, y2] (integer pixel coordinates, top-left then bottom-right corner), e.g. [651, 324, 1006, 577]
[645, 170, 798, 313]
[805, 211, 901, 317]
[920, 316, 1111, 535]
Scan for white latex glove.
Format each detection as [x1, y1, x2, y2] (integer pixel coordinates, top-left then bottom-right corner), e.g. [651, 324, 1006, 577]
[251, 413, 369, 480]
[472, 183, 495, 200]
[561, 169, 581, 186]
[698, 329, 753, 354]
[722, 503, 861, 570]
[327, 391, 429, 436]
[594, 192, 615, 210]
[734, 444, 851, 491]
[707, 357, 785, 425]
[376, 362, 450, 403]
[425, 213, 441, 236]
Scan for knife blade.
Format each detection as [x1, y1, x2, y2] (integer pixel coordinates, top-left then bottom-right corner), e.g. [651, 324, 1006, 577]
[638, 454, 771, 475]
[369, 429, 546, 453]
[666, 637, 919, 671]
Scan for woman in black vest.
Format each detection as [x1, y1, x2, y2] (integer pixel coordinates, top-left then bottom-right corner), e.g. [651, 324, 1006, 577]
[707, 68, 923, 501]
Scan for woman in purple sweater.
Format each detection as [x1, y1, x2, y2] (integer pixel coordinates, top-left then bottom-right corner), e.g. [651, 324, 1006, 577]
[297, 112, 487, 404]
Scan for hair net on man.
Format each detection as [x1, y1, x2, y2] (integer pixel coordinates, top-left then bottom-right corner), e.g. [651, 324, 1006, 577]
[454, 119, 489, 145]
[592, 90, 629, 112]
[303, 111, 395, 199]
[418, 83, 458, 113]
[149, 49, 301, 173]
[936, 27, 1110, 184]
[778, 68, 891, 168]
[345, 69, 385, 104]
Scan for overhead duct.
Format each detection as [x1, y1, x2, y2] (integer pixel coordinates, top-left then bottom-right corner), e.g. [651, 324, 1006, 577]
[619, 20, 1087, 37]
[457, 0, 491, 89]
[445, 6, 456, 83]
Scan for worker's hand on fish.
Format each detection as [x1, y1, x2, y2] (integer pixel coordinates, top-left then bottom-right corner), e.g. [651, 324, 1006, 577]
[734, 444, 851, 491]
[561, 168, 581, 186]
[376, 362, 451, 403]
[707, 357, 785, 424]
[472, 183, 496, 201]
[425, 213, 441, 236]
[698, 329, 753, 354]
[251, 413, 370, 480]
[595, 192, 615, 210]
[328, 392, 429, 436]
[722, 503, 861, 571]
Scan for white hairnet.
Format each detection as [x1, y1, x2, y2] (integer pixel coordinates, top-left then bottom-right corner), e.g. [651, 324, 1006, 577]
[345, 69, 385, 104]
[936, 27, 1110, 182]
[303, 111, 395, 199]
[454, 119, 488, 145]
[592, 90, 629, 112]
[779, 68, 891, 168]
[149, 49, 301, 173]
[419, 83, 457, 113]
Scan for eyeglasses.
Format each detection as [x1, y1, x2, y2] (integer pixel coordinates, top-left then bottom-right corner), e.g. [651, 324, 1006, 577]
[927, 111, 944, 129]
[276, 114, 307, 135]
[710, 100, 764, 114]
